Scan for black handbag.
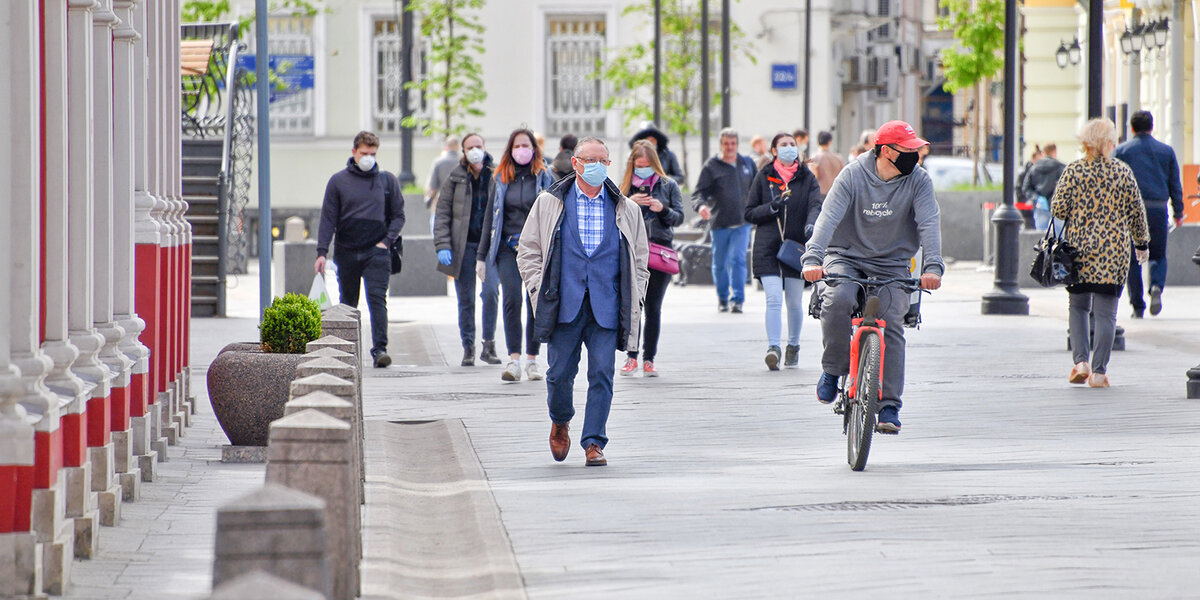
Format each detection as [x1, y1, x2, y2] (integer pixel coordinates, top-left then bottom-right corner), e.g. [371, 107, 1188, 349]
[1030, 219, 1079, 287]
[771, 184, 807, 273]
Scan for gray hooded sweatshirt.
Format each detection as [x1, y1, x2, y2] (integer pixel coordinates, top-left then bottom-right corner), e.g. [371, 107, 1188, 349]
[802, 151, 944, 276]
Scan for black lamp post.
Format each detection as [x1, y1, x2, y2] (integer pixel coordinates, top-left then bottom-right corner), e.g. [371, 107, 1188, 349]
[397, 0, 414, 186]
[653, 0, 661, 127]
[700, 0, 710, 161]
[981, 0, 1029, 315]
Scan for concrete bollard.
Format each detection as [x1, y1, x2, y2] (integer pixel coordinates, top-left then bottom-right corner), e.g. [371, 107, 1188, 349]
[213, 484, 329, 598]
[266, 409, 357, 600]
[274, 216, 318, 299]
[208, 570, 325, 600]
[306, 336, 356, 369]
[321, 304, 362, 362]
[290, 373, 363, 506]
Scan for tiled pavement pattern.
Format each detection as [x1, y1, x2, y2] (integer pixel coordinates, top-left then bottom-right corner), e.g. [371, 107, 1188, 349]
[65, 262, 1200, 598]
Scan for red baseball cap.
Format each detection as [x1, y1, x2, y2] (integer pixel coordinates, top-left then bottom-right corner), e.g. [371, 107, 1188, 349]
[874, 120, 928, 150]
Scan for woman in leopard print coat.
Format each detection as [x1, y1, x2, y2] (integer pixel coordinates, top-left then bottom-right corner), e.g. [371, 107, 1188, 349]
[1051, 118, 1150, 388]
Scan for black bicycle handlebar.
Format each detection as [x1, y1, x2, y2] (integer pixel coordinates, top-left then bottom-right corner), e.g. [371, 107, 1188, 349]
[821, 273, 926, 294]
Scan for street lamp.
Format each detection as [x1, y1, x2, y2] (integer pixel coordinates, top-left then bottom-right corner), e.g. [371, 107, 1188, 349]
[1142, 21, 1156, 51]
[1154, 17, 1168, 48]
[1130, 25, 1143, 52]
[1190, 245, 1200, 398]
[1120, 29, 1133, 55]
[1068, 39, 1082, 65]
[1056, 41, 1069, 68]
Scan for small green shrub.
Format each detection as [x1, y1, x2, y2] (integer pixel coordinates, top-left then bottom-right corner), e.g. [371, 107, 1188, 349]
[259, 293, 322, 354]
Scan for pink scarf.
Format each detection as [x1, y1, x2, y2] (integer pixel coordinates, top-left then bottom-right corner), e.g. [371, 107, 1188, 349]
[773, 158, 799, 183]
[631, 173, 659, 189]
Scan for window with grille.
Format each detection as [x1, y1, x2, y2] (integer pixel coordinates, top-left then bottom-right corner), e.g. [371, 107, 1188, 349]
[267, 14, 315, 136]
[545, 15, 606, 137]
[371, 17, 430, 134]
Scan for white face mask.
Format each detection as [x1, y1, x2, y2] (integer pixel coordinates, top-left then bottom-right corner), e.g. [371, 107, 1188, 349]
[356, 154, 376, 171]
[466, 147, 485, 165]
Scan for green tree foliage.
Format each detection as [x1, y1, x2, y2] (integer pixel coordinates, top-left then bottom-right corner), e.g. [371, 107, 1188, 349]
[182, 0, 322, 92]
[937, 0, 1004, 183]
[401, 0, 488, 137]
[259, 293, 322, 354]
[600, 0, 751, 180]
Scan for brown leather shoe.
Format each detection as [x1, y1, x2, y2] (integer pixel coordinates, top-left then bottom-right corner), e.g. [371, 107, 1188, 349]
[1069, 362, 1090, 384]
[549, 423, 570, 462]
[585, 444, 607, 467]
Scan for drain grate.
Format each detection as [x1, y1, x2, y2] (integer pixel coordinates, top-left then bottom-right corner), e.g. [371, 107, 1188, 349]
[739, 494, 1073, 512]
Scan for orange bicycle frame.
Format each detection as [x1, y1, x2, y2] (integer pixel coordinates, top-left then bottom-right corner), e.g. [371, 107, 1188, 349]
[846, 317, 887, 400]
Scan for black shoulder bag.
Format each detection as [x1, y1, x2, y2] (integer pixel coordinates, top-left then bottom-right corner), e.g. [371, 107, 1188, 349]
[1029, 217, 1078, 287]
[381, 174, 404, 274]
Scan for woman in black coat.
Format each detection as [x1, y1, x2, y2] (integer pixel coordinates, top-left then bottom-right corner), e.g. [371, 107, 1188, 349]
[619, 140, 684, 377]
[743, 132, 823, 370]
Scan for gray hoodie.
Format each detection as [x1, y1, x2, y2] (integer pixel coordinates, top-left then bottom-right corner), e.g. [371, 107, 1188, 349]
[802, 151, 944, 276]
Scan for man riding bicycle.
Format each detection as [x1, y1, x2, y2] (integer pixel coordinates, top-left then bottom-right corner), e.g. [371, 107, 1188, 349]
[801, 120, 944, 433]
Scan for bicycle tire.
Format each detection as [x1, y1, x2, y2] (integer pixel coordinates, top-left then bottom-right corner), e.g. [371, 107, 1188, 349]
[848, 330, 881, 471]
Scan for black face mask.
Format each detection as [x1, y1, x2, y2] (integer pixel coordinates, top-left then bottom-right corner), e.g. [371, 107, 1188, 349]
[888, 149, 920, 176]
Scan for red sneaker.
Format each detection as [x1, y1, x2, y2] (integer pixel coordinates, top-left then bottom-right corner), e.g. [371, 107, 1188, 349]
[642, 361, 658, 377]
[619, 357, 638, 376]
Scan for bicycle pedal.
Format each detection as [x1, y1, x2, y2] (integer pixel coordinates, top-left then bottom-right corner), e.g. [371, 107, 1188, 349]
[875, 426, 900, 435]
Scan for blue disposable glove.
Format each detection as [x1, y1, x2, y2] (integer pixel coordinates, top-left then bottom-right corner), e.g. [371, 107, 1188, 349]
[437, 249, 453, 265]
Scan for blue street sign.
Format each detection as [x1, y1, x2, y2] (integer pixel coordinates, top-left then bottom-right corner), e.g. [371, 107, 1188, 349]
[771, 63, 798, 90]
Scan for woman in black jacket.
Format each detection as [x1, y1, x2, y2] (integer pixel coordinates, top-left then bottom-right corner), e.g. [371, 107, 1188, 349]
[619, 140, 684, 377]
[744, 132, 822, 370]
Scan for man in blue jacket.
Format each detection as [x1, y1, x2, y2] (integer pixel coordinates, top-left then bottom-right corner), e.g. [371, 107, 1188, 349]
[315, 131, 406, 367]
[1114, 111, 1184, 318]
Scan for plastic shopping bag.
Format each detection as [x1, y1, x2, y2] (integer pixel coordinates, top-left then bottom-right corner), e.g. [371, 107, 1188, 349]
[308, 273, 333, 310]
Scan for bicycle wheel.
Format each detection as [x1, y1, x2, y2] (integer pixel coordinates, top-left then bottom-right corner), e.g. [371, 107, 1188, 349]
[847, 330, 881, 471]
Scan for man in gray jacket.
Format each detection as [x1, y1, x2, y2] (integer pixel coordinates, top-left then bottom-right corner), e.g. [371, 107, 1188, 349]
[801, 120, 943, 433]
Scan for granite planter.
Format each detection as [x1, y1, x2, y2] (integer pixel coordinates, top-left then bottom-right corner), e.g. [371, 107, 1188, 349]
[208, 342, 310, 446]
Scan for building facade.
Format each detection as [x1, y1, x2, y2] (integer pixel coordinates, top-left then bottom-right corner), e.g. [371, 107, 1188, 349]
[1, 1, 190, 595]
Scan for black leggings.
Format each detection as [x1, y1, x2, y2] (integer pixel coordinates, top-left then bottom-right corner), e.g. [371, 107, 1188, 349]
[495, 244, 539, 356]
[629, 269, 671, 362]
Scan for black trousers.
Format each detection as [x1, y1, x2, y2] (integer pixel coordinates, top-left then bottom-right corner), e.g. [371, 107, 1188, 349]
[495, 244, 539, 356]
[628, 268, 671, 362]
[335, 245, 390, 355]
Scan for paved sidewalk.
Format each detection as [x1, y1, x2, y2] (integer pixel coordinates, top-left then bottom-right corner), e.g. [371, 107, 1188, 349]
[363, 262, 1200, 598]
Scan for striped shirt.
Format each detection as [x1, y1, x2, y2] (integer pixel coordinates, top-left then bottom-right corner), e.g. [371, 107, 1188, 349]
[574, 182, 607, 256]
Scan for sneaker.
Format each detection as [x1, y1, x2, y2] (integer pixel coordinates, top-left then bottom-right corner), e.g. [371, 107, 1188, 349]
[730, 302, 743, 314]
[525, 361, 544, 381]
[1149, 286, 1162, 316]
[764, 346, 781, 371]
[479, 340, 502, 365]
[1069, 361, 1090, 384]
[816, 372, 839, 404]
[642, 361, 659, 377]
[461, 345, 475, 367]
[1088, 372, 1110, 388]
[372, 351, 392, 368]
[718, 301, 729, 313]
[501, 361, 521, 381]
[784, 344, 799, 367]
[1131, 308, 1144, 319]
[620, 357, 638, 376]
[876, 406, 901, 434]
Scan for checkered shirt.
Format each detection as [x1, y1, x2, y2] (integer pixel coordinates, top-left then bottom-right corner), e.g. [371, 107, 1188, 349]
[575, 183, 607, 256]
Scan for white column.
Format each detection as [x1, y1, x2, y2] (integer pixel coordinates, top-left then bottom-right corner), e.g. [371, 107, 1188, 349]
[0, 1, 40, 593]
[113, 0, 150, 487]
[66, 0, 105, 559]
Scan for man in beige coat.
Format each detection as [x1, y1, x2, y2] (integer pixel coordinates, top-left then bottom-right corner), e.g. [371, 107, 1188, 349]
[517, 137, 649, 466]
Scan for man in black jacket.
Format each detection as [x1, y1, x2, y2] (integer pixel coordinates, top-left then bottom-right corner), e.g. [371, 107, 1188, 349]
[1021, 142, 1065, 230]
[692, 128, 757, 312]
[315, 131, 406, 367]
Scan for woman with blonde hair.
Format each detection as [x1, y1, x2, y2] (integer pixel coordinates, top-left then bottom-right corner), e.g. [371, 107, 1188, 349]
[1050, 118, 1150, 387]
[619, 140, 684, 377]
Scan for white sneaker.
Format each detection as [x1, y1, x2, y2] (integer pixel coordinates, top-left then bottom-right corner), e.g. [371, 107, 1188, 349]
[525, 361, 544, 381]
[501, 361, 521, 382]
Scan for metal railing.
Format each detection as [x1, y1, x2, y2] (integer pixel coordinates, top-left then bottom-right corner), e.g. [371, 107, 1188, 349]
[181, 22, 254, 295]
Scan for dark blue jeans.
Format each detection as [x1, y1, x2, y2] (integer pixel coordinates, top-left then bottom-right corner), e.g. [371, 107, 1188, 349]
[546, 297, 617, 450]
[1127, 204, 1170, 311]
[335, 245, 390, 356]
[454, 242, 499, 346]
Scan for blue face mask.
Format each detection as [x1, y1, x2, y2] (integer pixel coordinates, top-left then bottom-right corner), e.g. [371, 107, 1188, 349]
[776, 145, 799, 165]
[633, 166, 655, 179]
[581, 162, 608, 187]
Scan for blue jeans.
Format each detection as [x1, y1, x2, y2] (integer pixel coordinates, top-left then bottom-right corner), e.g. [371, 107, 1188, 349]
[546, 297, 617, 450]
[711, 224, 751, 304]
[453, 242, 499, 346]
[1127, 204, 1170, 311]
[761, 275, 805, 347]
